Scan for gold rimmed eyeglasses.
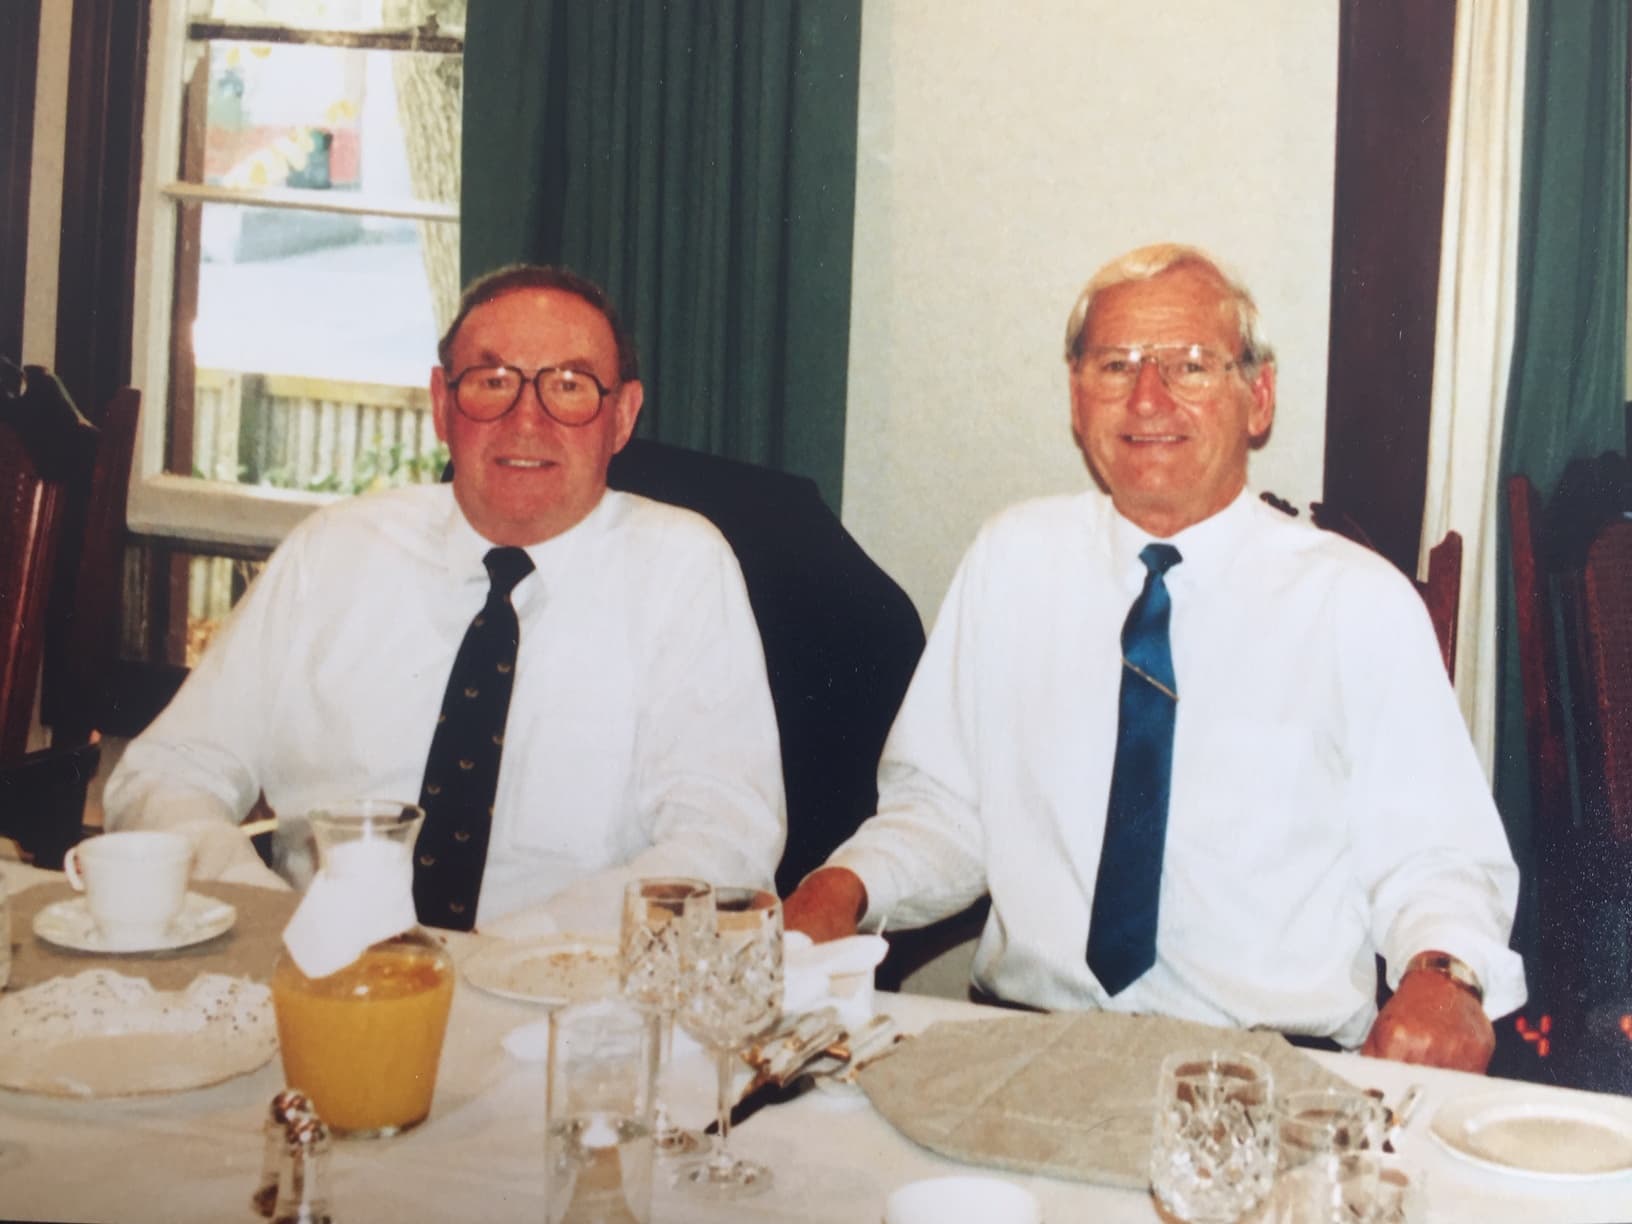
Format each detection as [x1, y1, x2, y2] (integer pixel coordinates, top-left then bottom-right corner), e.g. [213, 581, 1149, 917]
[1076, 344, 1244, 402]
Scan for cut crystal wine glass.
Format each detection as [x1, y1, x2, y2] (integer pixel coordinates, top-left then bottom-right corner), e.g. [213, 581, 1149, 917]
[619, 877, 713, 1156]
[674, 886, 783, 1198]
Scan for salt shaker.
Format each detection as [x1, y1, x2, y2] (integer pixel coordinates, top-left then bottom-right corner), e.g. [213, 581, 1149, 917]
[271, 1113, 333, 1224]
[252, 1089, 333, 1223]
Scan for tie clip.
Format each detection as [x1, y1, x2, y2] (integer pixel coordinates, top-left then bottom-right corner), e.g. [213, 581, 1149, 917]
[1121, 658, 1178, 702]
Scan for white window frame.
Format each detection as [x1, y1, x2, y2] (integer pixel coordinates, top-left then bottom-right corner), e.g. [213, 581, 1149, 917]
[128, 0, 459, 550]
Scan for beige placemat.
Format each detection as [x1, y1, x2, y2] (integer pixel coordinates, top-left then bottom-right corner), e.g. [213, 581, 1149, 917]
[858, 1010, 1357, 1189]
[7, 880, 299, 991]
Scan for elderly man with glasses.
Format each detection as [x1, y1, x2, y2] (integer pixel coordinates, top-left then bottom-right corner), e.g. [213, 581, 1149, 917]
[786, 243, 1523, 1072]
[106, 265, 784, 933]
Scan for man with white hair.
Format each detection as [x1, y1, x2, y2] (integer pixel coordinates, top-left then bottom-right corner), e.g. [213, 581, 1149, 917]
[785, 243, 1523, 1072]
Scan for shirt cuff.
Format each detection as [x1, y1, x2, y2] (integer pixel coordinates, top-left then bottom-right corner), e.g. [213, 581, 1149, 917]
[1387, 920, 1527, 1019]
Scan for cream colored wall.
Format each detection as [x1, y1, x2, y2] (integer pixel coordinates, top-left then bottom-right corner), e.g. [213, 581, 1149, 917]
[21, 0, 73, 367]
[841, 0, 1342, 618]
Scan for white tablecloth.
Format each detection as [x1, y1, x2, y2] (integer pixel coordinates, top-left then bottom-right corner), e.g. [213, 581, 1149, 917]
[2, 859, 1630, 1224]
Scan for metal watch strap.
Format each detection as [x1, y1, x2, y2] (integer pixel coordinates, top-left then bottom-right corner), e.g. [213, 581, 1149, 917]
[1404, 951, 1485, 1003]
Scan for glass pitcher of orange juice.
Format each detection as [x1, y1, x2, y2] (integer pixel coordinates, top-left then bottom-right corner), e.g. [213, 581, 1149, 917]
[271, 800, 454, 1138]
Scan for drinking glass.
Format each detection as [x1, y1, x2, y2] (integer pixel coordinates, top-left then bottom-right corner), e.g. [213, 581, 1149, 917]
[619, 877, 713, 1156]
[1277, 1086, 1388, 1171]
[1149, 1049, 1277, 1223]
[1268, 1151, 1426, 1224]
[674, 886, 784, 1198]
[545, 998, 659, 1224]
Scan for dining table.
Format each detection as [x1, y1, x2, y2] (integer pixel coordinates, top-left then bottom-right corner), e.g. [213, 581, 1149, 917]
[2, 856, 1630, 1224]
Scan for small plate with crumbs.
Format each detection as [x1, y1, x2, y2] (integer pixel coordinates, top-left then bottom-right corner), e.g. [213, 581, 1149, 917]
[461, 934, 621, 1006]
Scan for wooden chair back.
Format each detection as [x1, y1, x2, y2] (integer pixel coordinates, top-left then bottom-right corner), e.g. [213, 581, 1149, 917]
[40, 387, 139, 743]
[1576, 519, 1632, 843]
[0, 369, 138, 866]
[1505, 460, 1632, 1087]
[1416, 529, 1463, 681]
[0, 367, 97, 756]
[1506, 473, 1574, 840]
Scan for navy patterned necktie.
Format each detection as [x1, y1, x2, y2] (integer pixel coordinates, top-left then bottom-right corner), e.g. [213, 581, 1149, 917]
[1086, 542, 1182, 995]
[413, 546, 534, 930]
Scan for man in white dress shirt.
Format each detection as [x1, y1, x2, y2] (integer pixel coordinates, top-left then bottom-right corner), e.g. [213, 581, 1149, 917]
[785, 244, 1523, 1072]
[105, 265, 786, 931]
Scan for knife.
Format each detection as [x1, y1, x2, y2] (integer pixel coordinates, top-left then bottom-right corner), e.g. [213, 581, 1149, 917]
[708, 1072, 816, 1134]
[710, 1012, 908, 1133]
[709, 1009, 849, 1134]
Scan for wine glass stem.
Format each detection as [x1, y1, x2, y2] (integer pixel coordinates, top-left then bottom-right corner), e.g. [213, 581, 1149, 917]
[710, 1045, 735, 1165]
[652, 1009, 678, 1135]
[659, 1009, 676, 1067]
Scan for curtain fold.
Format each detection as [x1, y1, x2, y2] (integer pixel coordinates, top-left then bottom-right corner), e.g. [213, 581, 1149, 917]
[1421, 0, 1528, 779]
[1494, 0, 1628, 987]
[460, 0, 863, 510]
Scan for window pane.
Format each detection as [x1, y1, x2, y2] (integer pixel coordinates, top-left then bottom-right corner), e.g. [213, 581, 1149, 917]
[191, 38, 459, 208]
[169, 0, 461, 497]
[193, 203, 448, 382]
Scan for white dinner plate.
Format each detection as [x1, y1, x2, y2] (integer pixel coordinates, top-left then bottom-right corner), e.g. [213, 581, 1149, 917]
[1429, 1090, 1632, 1180]
[32, 892, 237, 954]
[462, 934, 620, 1006]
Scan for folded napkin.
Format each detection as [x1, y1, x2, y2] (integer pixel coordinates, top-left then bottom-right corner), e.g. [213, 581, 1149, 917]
[783, 931, 890, 1025]
[858, 1011, 1356, 1189]
[282, 839, 416, 978]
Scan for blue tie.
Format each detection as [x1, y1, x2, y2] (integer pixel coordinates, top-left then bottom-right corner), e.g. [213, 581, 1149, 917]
[1086, 542, 1182, 996]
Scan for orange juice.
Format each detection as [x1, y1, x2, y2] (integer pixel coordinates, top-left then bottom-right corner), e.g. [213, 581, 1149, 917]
[271, 938, 454, 1136]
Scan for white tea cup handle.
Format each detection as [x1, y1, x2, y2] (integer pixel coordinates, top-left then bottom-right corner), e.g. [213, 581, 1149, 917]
[63, 845, 88, 891]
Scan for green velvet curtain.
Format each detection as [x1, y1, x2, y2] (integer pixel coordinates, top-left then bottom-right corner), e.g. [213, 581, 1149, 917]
[1495, 0, 1627, 988]
[459, 0, 864, 510]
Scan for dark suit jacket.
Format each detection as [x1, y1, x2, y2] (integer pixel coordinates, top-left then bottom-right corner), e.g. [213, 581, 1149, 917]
[608, 439, 925, 893]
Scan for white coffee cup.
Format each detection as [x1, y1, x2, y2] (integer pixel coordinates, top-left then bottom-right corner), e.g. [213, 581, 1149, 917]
[64, 831, 193, 948]
[885, 1176, 1041, 1224]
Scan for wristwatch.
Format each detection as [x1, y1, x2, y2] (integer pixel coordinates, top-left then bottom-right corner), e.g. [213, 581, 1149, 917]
[1404, 951, 1484, 1003]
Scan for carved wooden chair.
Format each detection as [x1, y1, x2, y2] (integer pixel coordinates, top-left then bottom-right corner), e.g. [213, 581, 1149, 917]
[0, 366, 138, 867]
[1507, 456, 1632, 1090]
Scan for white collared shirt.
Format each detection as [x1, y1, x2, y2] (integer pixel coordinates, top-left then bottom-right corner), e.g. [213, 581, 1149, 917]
[104, 485, 786, 931]
[831, 488, 1524, 1046]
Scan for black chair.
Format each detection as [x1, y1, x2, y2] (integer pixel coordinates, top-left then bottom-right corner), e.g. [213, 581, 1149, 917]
[607, 439, 925, 894]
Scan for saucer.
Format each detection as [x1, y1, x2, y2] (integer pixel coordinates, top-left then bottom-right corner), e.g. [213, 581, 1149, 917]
[33, 893, 238, 954]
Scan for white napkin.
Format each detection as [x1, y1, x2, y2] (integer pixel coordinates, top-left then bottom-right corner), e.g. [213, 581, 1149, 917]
[783, 930, 890, 1025]
[281, 839, 417, 978]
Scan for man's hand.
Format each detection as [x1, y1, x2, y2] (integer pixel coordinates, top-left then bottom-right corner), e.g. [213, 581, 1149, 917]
[1361, 965, 1494, 1073]
[782, 866, 868, 943]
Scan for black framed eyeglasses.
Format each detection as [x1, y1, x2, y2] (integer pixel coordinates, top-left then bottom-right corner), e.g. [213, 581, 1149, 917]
[444, 364, 615, 426]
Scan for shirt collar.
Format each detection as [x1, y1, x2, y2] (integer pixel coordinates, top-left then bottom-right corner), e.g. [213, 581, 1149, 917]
[437, 488, 620, 592]
[1108, 485, 1257, 592]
